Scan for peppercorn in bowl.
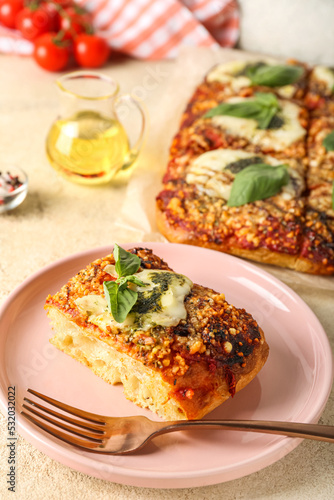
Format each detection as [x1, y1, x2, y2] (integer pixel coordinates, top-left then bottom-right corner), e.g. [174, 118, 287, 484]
[0, 165, 28, 214]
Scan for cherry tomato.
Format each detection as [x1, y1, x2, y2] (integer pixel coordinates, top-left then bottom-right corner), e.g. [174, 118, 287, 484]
[0, 0, 24, 29]
[16, 6, 58, 41]
[33, 32, 70, 72]
[60, 6, 90, 39]
[41, 2, 61, 31]
[74, 34, 110, 68]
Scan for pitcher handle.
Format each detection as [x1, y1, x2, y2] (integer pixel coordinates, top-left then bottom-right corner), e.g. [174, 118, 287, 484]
[112, 94, 146, 172]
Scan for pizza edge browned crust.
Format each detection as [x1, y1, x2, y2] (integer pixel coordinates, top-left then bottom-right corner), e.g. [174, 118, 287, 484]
[156, 205, 302, 271]
[157, 203, 334, 275]
[168, 325, 269, 420]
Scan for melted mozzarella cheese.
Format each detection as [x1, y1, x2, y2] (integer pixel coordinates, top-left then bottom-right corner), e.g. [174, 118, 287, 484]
[313, 66, 334, 92]
[277, 85, 295, 99]
[186, 149, 252, 200]
[133, 270, 193, 330]
[186, 149, 304, 202]
[75, 270, 193, 332]
[103, 264, 117, 277]
[281, 169, 304, 200]
[207, 60, 251, 92]
[75, 295, 113, 331]
[207, 60, 298, 96]
[211, 97, 305, 151]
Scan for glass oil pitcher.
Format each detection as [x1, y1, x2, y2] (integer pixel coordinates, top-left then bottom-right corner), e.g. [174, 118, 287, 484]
[46, 71, 145, 185]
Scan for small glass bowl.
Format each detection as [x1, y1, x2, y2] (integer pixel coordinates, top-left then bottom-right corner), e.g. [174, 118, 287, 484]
[0, 165, 28, 214]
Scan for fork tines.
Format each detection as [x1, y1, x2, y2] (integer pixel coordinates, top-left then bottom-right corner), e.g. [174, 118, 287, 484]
[21, 389, 106, 451]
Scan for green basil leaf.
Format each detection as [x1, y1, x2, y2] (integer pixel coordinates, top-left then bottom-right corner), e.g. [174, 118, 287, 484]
[256, 105, 278, 129]
[236, 61, 265, 77]
[117, 275, 146, 288]
[103, 280, 138, 323]
[103, 280, 118, 316]
[204, 101, 263, 119]
[103, 280, 117, 307]
[252, 93, 280, 129]
[246, 64, 303, 87]
[204, 93, 280, 130]
[103, 245, 146, 323]
[322, 131, 334, 152]
[113, 243, 141, 277]
[254, 92, 279, 107]
[227, 163, 290, 207]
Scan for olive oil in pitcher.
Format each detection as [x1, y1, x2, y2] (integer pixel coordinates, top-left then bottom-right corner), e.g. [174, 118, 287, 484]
[46, 71, 145, 185]
[46, 110, 130, 184]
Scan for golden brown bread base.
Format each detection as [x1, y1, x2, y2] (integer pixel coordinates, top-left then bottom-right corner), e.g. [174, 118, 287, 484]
[156, 206, 300, 271]
[48, 307, 269, 421]
[157, 205, 334, 275]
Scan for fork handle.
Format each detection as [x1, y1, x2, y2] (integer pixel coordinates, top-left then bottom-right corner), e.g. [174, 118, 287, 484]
[156, 420, 334, 443]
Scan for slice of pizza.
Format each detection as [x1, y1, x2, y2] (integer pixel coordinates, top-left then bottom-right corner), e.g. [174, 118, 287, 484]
[305, 65, 334, 115]
[181, 59, 308, 129]
[45, 246, 269, 421]
[157, 149, 306, 270]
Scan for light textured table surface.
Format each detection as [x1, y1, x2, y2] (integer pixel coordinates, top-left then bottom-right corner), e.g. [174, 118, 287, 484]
[0, 51, 333, 500]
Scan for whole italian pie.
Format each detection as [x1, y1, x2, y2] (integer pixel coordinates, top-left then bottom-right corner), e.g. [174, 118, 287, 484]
[156, 59, 334, 275]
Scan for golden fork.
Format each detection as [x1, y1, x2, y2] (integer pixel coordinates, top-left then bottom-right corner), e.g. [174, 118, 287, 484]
[21, 389, 334, 454]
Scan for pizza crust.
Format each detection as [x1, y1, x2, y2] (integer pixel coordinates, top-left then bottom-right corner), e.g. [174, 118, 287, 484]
[156, 205, 299, 271]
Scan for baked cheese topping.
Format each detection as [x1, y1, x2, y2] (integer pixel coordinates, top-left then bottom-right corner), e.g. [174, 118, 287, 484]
[313, 66, 334, 92]
[210, 97, 305, 151]
[207, 60, 251, 92]
[75, 270, 193, 332]
[186, 149, 304, 201]
[206, 60, 297, 97]
[104, 264, 117, 277]
[276, 85, 295, 99]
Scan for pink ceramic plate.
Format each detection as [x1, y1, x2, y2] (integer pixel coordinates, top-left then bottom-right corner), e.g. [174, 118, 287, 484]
[0, 243, 332, 488]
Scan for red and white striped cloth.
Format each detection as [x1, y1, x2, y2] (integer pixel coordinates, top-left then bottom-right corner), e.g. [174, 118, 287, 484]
[0, 0, 239, 59]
